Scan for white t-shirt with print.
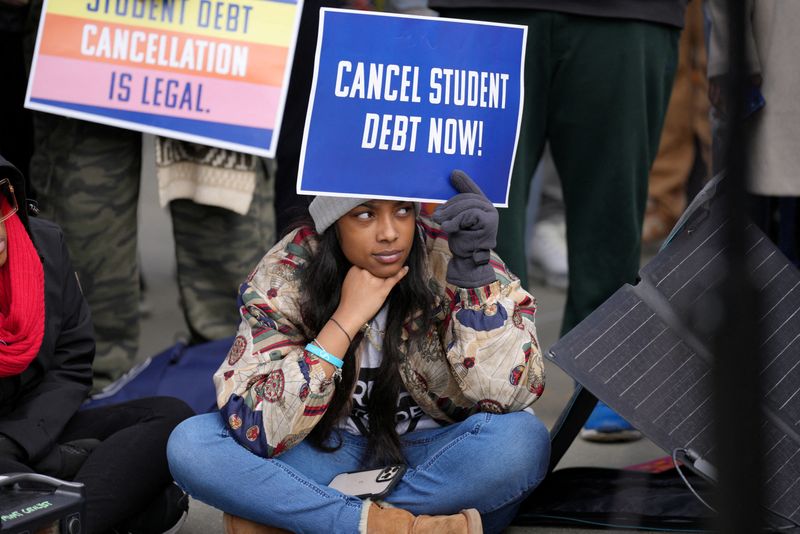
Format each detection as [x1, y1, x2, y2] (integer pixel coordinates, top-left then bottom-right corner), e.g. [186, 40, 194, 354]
[338, 305, 442, 436]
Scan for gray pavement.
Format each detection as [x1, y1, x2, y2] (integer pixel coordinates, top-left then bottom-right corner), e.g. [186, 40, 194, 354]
[137, 136, 661, 533]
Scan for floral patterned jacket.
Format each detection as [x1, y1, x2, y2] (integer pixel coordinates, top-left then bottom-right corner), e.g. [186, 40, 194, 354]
[214, 217, 545, 458]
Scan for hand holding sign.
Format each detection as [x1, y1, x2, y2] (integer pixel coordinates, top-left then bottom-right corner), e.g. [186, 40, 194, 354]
[433, 170, 498, 288]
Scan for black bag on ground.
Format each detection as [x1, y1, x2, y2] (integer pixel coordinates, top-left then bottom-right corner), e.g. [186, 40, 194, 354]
[514, 467, 714, 531]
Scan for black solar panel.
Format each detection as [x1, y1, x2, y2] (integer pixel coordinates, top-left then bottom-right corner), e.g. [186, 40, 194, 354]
[547, 179, 800, 523]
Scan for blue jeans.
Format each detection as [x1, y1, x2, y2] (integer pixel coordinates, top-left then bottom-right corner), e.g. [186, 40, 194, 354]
[167, 411, 550, 533]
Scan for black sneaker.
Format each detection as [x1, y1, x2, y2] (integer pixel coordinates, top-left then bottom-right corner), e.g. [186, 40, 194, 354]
[113, 482, 189, 534]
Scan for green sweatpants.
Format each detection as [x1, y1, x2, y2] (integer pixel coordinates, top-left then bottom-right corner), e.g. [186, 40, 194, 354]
[439, 9, 679, 334]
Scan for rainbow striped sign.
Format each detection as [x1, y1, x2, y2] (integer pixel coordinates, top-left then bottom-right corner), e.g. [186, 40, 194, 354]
[25, 0, 302, 157]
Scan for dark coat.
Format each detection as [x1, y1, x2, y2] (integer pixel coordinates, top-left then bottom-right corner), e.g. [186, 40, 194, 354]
[0, 156, 94, 464]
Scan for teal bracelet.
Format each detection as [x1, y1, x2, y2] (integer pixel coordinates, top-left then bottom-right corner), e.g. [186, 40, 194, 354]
[305, 342, 344, 368]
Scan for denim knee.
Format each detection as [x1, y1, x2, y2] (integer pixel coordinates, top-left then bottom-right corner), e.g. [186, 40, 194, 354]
[166, 415, 208, 490]
[483, 411, 550, 492]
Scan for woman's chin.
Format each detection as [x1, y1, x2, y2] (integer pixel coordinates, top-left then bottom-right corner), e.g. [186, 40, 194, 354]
[367, 263, 405, 279]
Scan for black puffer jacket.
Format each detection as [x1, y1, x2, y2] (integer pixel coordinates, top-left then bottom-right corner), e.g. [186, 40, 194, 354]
[0, 155, 94, 465]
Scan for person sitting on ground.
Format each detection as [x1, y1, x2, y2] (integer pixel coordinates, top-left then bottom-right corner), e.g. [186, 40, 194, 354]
[0, 154, 194, 534]
[167, 170, 550, 534]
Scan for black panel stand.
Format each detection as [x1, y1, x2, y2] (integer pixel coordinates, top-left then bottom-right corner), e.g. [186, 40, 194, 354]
[546, 385, 597, 473]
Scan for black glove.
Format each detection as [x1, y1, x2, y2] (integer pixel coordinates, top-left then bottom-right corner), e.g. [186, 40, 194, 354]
[433, 170, 499, 288]
[0, 434, 26, 462]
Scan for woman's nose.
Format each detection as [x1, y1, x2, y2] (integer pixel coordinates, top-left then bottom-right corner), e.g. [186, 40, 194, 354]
[376, 215, 398, 241]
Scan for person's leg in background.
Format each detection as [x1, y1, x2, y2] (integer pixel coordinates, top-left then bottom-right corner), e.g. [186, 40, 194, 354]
[644, 0, 711, 246]
[545, 15, 678, 441]
[546, 14, 678, 336]
[28, 115, 142, 391]
[528, 146, 568, 290]
[170, 164, 275, 344]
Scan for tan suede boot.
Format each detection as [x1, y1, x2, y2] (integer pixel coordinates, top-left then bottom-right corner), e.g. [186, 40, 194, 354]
[222, 513, 293, 534]
[365, 502, 482, 534]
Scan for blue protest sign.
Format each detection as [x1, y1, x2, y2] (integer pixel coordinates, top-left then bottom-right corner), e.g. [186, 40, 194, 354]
[297, 9, 526, 206]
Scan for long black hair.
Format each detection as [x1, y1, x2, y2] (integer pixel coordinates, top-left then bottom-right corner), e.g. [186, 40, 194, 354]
[295, 216, 436, 467]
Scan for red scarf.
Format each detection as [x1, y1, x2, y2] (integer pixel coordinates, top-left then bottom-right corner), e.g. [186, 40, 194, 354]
[0, 209, 45, 377]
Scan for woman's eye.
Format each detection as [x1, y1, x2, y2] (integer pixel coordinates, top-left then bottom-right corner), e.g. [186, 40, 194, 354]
[397, 206, 412, 216]
[355, 211, 371, 220]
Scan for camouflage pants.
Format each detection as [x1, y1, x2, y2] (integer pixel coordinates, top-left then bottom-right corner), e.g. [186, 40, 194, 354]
[29, 114, 274, 390]
[170, 166, 273, 344]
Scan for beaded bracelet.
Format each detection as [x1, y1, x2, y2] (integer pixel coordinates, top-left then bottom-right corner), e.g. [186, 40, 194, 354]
[305, 342, 344, 369]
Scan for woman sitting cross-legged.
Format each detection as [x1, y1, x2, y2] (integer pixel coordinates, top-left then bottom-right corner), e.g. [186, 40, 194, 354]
[167, 171, 550, 534]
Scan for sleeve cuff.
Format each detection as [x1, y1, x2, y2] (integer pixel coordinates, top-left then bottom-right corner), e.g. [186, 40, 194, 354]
[454, 280, 502, 309]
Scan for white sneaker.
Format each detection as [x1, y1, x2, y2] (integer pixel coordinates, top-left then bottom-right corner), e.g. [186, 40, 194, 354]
[528, 219, 568, 290]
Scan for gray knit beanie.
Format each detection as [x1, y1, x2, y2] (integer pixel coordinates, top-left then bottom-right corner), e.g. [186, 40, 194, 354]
[308, 196, 365, 234]
[309, 196, 421, 234]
